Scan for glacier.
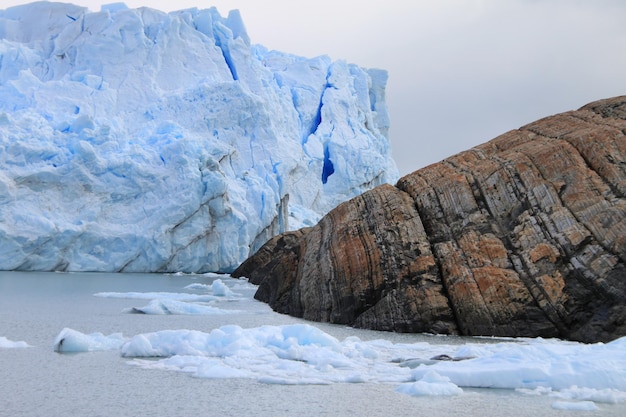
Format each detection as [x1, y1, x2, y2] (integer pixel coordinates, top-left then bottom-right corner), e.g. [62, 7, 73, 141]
[0, 2, 398, 273]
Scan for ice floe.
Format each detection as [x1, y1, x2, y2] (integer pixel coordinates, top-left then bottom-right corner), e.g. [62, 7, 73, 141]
[0, 336, 30, 348]
[123, 298, 241, 315]
[51, 322, 626, 407]
[53, 328, 125, 353]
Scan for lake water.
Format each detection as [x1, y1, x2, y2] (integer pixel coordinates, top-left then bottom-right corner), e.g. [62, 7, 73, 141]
[1, 271, 624, 416]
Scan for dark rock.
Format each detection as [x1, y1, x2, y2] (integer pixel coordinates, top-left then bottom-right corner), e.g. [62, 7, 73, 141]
[237, 96, 626, 343]
[232, 228, 311, 285]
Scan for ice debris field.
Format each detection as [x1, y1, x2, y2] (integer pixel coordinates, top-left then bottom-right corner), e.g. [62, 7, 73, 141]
[2, 275, 622, 411]
[0, 2, 398, 273]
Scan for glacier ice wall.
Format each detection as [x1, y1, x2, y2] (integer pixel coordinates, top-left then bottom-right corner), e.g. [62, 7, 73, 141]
[0, 2, 398, 273]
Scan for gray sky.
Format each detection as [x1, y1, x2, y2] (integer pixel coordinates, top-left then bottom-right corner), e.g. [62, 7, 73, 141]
[4, 1, 626, 175]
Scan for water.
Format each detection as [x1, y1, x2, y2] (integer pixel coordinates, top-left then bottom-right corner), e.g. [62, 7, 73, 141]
[1, 271, 623, 416]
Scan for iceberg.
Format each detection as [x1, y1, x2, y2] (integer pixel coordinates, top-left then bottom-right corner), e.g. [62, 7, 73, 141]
[0, 2, 398, 273]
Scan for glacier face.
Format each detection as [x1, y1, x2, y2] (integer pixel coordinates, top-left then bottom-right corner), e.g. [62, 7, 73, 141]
[0, 2, 398, 273]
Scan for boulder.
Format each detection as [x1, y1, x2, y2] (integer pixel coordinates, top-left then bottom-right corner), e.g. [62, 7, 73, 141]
[233, 96, 626, 343]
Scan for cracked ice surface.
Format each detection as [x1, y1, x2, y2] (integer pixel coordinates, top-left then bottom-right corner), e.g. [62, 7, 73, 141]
[0, 2, 398, 273]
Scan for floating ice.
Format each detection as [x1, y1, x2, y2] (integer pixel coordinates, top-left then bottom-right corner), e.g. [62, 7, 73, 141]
[409, 336, 626, 392]
[98, 276, 248, 314]
[53, 328, 125, 352]
[184, 273, 250, 293]
[116, 323, 626, 401]
[52, 323, 626, 406]
[56, 278, 626, 403]
[210, 279, 235, 297]
[184, 283, 212, 291]
[0, 2, 398, 273]
[120, 324, 344, 359]
[551, 401, 598, 411]
[0, 336, 30, 348]
[552, 386, 626, 404]
[395, 371, 463, 396]
[123, 298, 241, 315]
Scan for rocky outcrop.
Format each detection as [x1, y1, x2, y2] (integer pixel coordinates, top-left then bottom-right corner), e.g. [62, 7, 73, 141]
[233, 96, 626, 343]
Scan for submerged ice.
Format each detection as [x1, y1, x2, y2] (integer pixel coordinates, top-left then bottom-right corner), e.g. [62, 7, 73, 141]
[0, 2, 398, 273]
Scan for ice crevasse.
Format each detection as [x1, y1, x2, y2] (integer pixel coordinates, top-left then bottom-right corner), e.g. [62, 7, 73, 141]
[0, 2, 398, 272]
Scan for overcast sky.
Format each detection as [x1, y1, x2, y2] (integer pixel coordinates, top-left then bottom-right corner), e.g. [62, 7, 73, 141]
[4, 1, 626, 175]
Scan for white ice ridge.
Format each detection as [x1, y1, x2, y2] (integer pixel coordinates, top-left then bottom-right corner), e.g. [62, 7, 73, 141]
[122, 298, 242, 315]
[0, 2, 398, 273]
[96, 277, 248, 314]
[0, 336, 31, 348]
[53, 324, 626, 403]
[54, 327, 125, 352]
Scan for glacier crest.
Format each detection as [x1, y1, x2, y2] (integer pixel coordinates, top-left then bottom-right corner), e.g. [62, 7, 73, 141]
[0, 2, 398, 272]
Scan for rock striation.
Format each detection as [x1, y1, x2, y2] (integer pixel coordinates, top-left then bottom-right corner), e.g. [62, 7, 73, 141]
[233, 96, 626, 343]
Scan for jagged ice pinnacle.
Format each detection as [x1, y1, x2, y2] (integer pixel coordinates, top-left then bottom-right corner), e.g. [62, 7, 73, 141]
[0, 2, 398, 273]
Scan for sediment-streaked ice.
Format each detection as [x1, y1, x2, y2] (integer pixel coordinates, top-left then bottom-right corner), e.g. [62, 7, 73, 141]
[123, 298, 241, 315]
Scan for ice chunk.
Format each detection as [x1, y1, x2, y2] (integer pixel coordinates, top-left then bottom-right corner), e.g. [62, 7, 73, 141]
[551, 386, 626, 404]
[410, 337, 626, 391]
[0, 336, 30, 348]
[124, 298, 241, 315]
[194, 360, 252, 379]
[395, 371, 463, 396]
[53, 328, 125, 352]
[551, 401, 598, 411]
[210, 278, 235, 297]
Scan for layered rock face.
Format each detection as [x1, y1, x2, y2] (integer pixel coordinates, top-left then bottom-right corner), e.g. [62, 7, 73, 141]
[233, 96, 626, 343]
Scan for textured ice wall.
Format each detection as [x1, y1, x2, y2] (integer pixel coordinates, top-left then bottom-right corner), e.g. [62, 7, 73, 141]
[0, 2, 398, 272]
